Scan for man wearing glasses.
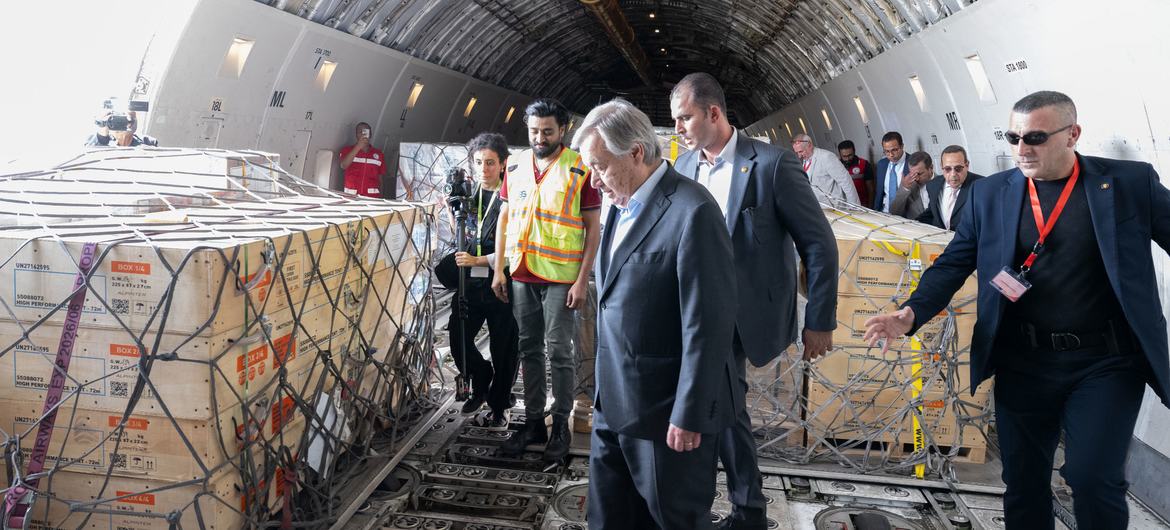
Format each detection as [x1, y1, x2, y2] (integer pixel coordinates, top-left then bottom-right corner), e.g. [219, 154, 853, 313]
[864, 91, 1170, 529]
[872, 131, 909, 212]
[916, 145, 984, 230]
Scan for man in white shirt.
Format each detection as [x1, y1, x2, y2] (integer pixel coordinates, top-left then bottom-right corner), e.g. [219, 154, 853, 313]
[670, 72, 839, 530]
[575, 98, 738, 530]
[917, 145, 985, 229]
[873, 131, 910, 212]
[790, 134, 861, 204]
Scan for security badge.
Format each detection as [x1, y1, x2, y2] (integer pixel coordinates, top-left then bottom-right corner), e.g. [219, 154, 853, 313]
[990, 267, 1032, 302]
[991, 159, 1081, 302]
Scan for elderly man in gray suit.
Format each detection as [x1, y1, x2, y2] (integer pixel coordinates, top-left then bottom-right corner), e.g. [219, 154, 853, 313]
[671, 73, 840, 530]
[790, 133, 861, 204]
[572, 98, 738, 529]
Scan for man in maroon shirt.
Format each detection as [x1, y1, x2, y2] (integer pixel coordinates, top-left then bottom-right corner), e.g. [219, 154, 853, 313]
[838, 140, 874, 207]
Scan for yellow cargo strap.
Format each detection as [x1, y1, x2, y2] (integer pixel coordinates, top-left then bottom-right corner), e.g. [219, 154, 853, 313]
[830, 210, 928, 478]
[907, 241, 926, 479]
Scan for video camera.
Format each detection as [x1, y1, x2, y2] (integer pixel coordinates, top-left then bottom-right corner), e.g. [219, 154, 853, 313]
[444, 167, 473, 200]
[95, 98, 149, 132]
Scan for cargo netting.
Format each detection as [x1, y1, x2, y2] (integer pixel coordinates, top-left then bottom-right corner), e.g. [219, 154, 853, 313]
[396, 143, 597, 412]
[396, 142, 519, 257]
[0, 147, 440, 529]
[400, 143, 993, 480]
[749, 201, 994, 479]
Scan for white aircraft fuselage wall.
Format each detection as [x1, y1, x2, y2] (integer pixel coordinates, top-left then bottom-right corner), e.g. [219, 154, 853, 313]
[143, 0, 535, 189]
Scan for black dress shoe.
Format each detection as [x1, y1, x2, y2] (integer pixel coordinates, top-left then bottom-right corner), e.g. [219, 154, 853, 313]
[715, 510, 769, 530]
[460, 393, 487, 415]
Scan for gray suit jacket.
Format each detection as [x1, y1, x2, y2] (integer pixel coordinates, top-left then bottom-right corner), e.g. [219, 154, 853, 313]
[675, 131, 839, 366]
[594, 166, 738, 439]
[805, 147, 861, 204]
[891, 178, 930, 220]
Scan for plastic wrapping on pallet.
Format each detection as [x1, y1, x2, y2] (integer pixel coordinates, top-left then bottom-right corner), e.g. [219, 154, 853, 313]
[0, 148, 439, 529]
[396, 142, 526, 257]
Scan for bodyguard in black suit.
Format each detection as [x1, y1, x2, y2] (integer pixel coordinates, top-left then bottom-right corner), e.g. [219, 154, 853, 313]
[573, 99, 738, 530]
[865, 91, 1170, 529]
[671, 73, 839, 530]
[915, 144, 984, 230]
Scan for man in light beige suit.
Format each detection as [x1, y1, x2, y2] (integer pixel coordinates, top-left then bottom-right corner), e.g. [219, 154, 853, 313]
[791, 133, 860, 204]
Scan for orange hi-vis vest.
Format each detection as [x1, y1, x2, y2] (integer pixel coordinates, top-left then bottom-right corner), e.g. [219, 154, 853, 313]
[505, 146, 589, 283]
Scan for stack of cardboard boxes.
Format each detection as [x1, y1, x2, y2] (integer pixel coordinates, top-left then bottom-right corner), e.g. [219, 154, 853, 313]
[0, 201, 431, 529]
[804, 207, 992, 462]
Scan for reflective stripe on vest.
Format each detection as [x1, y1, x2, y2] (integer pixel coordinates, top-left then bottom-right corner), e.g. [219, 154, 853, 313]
[506, 147, 588, 283]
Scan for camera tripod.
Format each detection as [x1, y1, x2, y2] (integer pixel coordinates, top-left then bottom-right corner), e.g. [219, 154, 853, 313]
[447, 185, 474, 402]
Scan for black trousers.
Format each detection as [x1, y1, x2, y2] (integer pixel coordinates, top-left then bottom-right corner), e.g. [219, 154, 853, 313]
[448, 281, 519, 413]
[994, 344, 1146, 530]
[587, 407, 720, 530]
[716, 340, 768, 522]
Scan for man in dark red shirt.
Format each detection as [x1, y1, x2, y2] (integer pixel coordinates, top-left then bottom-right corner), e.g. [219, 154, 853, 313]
[496, 154, 604, 284]
[838, 140, 874, 208]
[492, 100, 603, 463]
[340, 122, 386, 198]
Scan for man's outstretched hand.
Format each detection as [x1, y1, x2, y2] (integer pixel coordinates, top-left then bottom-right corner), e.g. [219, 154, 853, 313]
[862, 306, 915, 353]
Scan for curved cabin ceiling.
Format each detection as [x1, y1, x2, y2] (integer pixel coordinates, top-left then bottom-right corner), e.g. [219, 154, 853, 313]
[258, 0, 976, 126]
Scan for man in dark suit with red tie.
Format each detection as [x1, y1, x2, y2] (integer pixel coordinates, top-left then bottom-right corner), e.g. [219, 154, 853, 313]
[865, 91, 1170, 529]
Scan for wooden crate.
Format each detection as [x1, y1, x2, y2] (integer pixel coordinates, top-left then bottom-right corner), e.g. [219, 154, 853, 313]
[825, 208, 977, 300]
[812, 346, 984, 395]
[0, 268, 399, 421]
[833, 295, 976, 353]
[803, 384, 991, 462]
[1, 446, 298, 530]
[0, 206, 425, 338]
[0, 391, 309, 484]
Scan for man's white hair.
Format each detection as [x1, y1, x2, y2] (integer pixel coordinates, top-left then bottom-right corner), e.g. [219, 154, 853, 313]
[792, 133, 814, 145]
[571, 98, 662, 163]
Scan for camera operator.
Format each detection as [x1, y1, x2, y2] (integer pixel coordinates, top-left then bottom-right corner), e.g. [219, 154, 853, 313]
[436, 132, 519, 429]
[86, 106, 157, 147]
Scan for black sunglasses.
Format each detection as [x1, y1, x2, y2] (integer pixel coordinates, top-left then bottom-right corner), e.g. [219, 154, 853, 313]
[1005, 124, 1073, 146]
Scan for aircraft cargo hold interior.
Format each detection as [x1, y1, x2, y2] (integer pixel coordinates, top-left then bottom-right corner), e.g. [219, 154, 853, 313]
[1, 0, 1170, 529]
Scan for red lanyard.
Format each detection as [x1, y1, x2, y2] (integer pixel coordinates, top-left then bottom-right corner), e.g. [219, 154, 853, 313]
[1020, 159, 1080, 272]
